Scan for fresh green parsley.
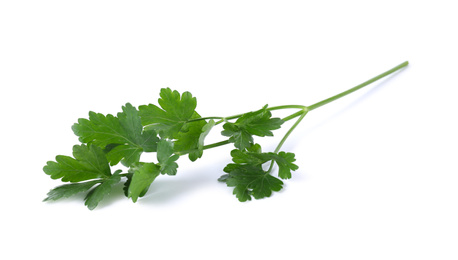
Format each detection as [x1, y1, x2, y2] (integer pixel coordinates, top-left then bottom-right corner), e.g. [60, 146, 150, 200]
[43, 61, 408, 209]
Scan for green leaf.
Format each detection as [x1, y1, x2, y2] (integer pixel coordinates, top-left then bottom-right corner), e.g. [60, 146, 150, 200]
[236, 105, 284, 137]
[229, 149, 298, 179]
[139, 88, 197, 139]
[173, 112, 208, 161]
[217, 174, 230, 182]
[221, 123, 253, 150]
[222, 106, 283, 150]
[123, 170, 149, 198]
[139, 88, 209, 161]
[43, 180, 102, 201]
[230, 148, 266, 165]
[72, 103, 159, 166]
[272, 151, 299, 179]
[105, 144, 143, 167]
[198, 119, 216, 151]
[246, 143, 262, 153]
[123, 172, 133, 197]
[84, 171, 121, 210]
[128, 163, 161, 202]
[43, 144, 111, 182]
[72, 112, 121, 144]
[117, 103, 160, 155]
[157, 139, 179, 175]
[223, 164, 283, 202]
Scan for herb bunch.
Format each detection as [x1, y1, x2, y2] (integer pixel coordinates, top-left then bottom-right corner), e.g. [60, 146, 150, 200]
[43, 61, 408, 209]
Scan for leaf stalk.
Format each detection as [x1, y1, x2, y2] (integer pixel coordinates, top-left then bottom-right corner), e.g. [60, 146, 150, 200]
[307, 61, 409, 111]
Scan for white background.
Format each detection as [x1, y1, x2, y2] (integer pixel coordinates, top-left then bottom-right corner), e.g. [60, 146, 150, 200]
[1, 1, 457, 259]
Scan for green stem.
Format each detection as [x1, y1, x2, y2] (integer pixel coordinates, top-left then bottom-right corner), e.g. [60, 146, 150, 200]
[202, 140, 231, 150]
[186, 114, 245, 125]
[175, 139, 231, 156]
[268, 105, 307, 111]
[191, 106, 307, 125]
[266, 61, 408, 173]
[187, 116, 224, 123]
[180, 61, 408, 158]
[274, 109, 308, 154]
[307, 61, 408, 111]
[282, 110, 306, 122]
[267, 109, 308, 173]
[217, 114, 244, 124]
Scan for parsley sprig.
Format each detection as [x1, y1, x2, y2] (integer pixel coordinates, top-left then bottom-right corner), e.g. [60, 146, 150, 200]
[43, 61, 408, 209]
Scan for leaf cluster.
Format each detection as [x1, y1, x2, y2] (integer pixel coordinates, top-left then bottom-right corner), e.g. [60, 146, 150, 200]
[218, 144, 298, 201]
[43, 88, 300, 209]
[43, 61, 409, 209]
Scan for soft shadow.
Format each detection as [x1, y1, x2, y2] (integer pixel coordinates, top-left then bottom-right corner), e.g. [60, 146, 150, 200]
[138, 162, 226, 205]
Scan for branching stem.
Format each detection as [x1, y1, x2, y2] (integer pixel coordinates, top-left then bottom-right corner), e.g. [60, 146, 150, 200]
[180, 61, 408, 157]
